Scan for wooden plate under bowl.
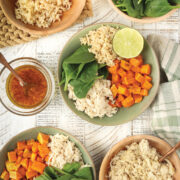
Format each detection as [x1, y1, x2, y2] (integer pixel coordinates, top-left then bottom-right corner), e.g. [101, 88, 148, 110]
[0, 0, 86, 35]
[99, 135, 180, 180]
[107, 0, 177, 23]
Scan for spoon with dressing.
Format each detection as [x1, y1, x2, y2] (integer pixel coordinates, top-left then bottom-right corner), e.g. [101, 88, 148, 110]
[0, 53, 27, 87]
[159, 141, 180, 163]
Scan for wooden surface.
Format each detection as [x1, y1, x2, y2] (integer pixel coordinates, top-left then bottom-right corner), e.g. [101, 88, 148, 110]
[0, 0, 180, 174]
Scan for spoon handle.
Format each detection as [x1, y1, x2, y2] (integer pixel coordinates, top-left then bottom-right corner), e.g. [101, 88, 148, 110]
[0, 53, 25, 86]
[159, 141, 180, 163]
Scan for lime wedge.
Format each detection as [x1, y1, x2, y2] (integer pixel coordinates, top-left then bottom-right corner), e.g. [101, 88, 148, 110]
[113, 28, 144, 58]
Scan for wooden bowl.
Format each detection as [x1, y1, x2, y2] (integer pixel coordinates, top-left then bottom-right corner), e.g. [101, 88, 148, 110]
[0, 0, 86, 35]
[99, 135, 180, 180]
[107, 0, 177, 23]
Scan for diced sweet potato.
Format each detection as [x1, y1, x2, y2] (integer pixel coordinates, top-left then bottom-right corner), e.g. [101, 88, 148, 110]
[26, 170, 38, 179]
[108, 63, 119, 74]
[144, 75, 152, 82]
[28, 161, 33, 172]
[132, 87, 141, 95]
[117, 68, 126, 77]
[117, 94, 125, 102]
[142, 80, 152, 90]
[115, 100, 122, 108]
[21, 159, 29, 169]
[135, 73, 145, 83]
[36, 156, 44, 162]
[17, 151, 24, 157]
[112, 74, 120, 84]
[129, 57, 143, 67]
[133, 95, 143, 103]
[131, 66, 141, 73]
[140, 64, 151, 75]
[9, 171, 22, 179]
[110, 84, 118, 98]
[8, 151, 17, 162]
[140, 89, 148, 96]
[18, 167, 26, 177]
[44, 156, 49, 162]
[120, 60, 131, 71]
[122, 96, 135, 107]
[32, 142, 39, 153]
[23, 149, 32, 159]
[37, 133, 49, 145]
[17, 141, 26, 151]
[31, 161, 46, 174]
[133, 81, 141, 87]
[0, 170, 9, 180]
[6, 161, 17, 171]
[31, 153, 37, 162]
[27, 139, 35, 149]
[117, 85, 130, 97]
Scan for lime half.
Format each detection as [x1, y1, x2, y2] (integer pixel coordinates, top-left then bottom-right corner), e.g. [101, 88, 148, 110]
[113, 28, 144, 58]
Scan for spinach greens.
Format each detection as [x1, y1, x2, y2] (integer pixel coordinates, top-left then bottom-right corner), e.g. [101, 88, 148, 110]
[60, 46, 108, 98]
[35, 162, 93, 180]
[113, 0, 180, 18]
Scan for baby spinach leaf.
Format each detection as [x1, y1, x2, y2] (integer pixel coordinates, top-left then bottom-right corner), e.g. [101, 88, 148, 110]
[52, 166, 70, 176]
[35, 174, 51, 180]
[56, 174, 74, 180]
[71, 178, 87, 180]
[78, 62, 98, 83]
[98, 66, 109, 79]
[63, 162, 81, 174]
[74, 167, 93, 180]
[44, 166, 59, 179]
[132, 0, 145, 17]
[63, 63, 79, 91]
[63, 45, 95, 64]
[98, 63, 106, 69]
[59, 71, 65, 86]
[70, 79, 95, 99]
[144, 0, 180, 17]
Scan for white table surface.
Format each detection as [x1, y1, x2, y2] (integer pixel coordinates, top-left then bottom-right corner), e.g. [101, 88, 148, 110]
[0, 0, 180, 173]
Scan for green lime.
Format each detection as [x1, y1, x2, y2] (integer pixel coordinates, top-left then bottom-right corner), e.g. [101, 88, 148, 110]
[113, 28, 144, 58]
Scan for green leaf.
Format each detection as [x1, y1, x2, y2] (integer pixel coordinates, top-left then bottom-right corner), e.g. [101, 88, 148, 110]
[63, 162, 81, 174]
[35, 174, 51, 180]
[78, 62, 98, 83]
[63, 45, 95, 64]
[74, 167, 93, 180]
[98, 66, 108, 79]
[44, 166, 59, 179]
[59, 71, 65, 85]
[98, 63, 106, 69]
[70, 79, 95, 99]
[56, 174, 74, 180]
[52, 166, 70, 175]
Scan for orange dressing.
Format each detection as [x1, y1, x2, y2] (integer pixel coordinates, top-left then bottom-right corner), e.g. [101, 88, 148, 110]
[7, 65, 47, 108]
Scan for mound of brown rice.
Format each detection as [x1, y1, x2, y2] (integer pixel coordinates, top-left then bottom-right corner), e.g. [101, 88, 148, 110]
[15, 0, 72, 28]
[80, 26, 118, 66]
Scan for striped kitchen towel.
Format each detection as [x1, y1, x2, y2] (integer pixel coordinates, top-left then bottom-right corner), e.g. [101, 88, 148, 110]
[147, 35, 180, 155]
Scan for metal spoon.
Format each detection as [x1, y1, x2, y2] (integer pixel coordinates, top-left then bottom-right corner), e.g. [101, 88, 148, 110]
[0, 53, 26, 87]
[159, 141, 180, 163]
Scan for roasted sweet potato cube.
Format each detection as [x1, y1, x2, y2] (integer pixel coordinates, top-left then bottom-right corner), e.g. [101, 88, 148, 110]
[133, 81, 141, 87]
[8, 151, 17, 162]
[27, 139, 35, 149]
[108, 63, 119, 74]
[132, 87, 141, 95]
[37, 133, 49, 145]
[131, 66, 141, 73]
[112, 74, 121, 83]
[17, 141, 27, 151]
[122, 96, 135, 108]
[0, 170, 9, 180]
[117, 85, 128, 96]
[21, 159, 29, 169]
[140, 89, 148, 96]
[18, 167, 26, 177]
[31, 153, 37, 162]
[26, 170, 38, 179]
[6, 161, 17, 171]
[110, 84, 118, 98]
[129, 57, 143, 67]
[117, 94, 125, 102]
[23, 149, 32, 158]
[135, 73, 145, 83]
[120, 60, 131, 71]
[144, 75, 152, 82]
[44, 156, 49, 162]
[36, 156, 44, 162]
[133, 95, 143, 103]
[117, 68, 126, 77]
[31, 161, 46, 174]
[115, 100, 122, 108]
[17, 151, 24, 157]
[38, 145, 50, 159]
[32, 142, 39, 153]
[140, 64, 151, 75]
[9, 171, 22, 179]
[142, 80, 152, 90]
[28, 161, 33, 172]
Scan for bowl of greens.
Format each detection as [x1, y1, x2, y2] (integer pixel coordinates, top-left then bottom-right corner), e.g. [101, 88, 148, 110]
[58, 22, 160, 126]
[108, 0, 179, 23]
